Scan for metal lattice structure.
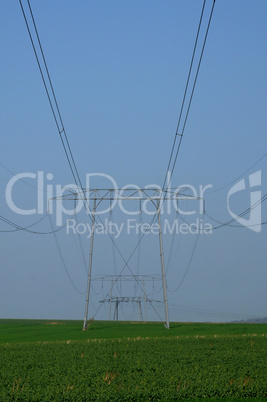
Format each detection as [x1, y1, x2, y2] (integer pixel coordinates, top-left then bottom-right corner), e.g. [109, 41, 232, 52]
[52, 188, 203, 330]
[99, 296, 161, 321]
[94, 274, 161, 321]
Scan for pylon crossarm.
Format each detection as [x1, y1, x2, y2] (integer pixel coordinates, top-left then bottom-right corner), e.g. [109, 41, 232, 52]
[52, 188, 203, 202]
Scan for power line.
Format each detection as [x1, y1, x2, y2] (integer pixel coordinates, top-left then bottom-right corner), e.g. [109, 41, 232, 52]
[26, 0, 82, 189]
[0, 158, 85, 277]
[19, 0, 139, 275]
[165, 199, 189, 275]
[0, 213, 64, 234]
[206, 153, 267, 194]
[151, 148, 267, 292]
[0, 213, 45, 232]
[18, 0, 94, 287]
[19, 0, 82, 190]
[168, 231, 201, 293]
[95, 0, 216, 305]
[18, 0, 218, 322]
[166, 0, 216, 188]
[0, 161, 39, 190]
[164, 193, 266, 293]
[161, 1, 216, 295]
[174, 193, 267, 234]
[19, 0, 143, 320]
[48, 214, 85, 294]
[162, 0, 207, 190]
[209, 193, 267, 230]
[70, 214, 88, 275]
[84, 1, 217, 297]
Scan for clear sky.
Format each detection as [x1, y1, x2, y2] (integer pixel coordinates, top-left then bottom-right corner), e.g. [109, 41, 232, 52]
[0, 0, 266, 323]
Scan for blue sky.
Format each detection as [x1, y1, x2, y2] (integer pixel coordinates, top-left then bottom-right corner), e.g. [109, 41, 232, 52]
[0, 0, 266, 323]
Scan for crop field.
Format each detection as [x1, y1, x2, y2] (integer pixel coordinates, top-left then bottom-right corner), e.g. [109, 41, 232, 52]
[0, 320, 267, 400]
[1, 319, 267, 343]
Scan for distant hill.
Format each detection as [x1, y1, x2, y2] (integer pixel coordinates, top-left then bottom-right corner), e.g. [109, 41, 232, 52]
[231, 317, 267, 324]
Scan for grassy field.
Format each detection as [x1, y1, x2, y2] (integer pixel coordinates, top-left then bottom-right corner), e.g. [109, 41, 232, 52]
[0, 319, 267, 343]
[1, 320, 266, 400]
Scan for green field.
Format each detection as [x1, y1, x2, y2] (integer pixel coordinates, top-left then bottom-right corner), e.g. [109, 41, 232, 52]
[1, 319, 267, 343]
[0, 320, 267, 400]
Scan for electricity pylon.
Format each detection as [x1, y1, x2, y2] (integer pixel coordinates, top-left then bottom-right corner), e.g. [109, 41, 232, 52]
[52, 188, 203, 330]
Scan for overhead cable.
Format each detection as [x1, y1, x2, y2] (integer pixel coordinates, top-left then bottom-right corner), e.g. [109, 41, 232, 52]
[19, 0, 81, 189]
[162, 0, 207, 190]
[163, 0, 216, 190]
[48, 214, 85, 294]
[0, 213, 64, 234]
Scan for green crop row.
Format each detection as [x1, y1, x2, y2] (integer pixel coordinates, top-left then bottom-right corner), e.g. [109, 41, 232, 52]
[0, 335, 266, 400]
[1, 320, 267, 344]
